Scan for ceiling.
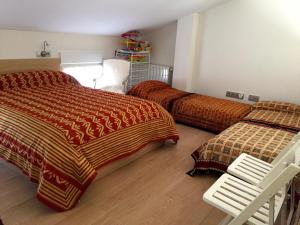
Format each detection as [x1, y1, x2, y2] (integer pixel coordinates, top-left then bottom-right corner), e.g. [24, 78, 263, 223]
[0, 0, 229, 36]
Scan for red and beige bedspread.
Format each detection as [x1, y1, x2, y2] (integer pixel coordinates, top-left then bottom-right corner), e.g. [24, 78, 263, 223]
[188, 122, 295, 175]
[0, 71, 179, 211]
[127, 81, 251, 133]
[172, 94, 251, 133]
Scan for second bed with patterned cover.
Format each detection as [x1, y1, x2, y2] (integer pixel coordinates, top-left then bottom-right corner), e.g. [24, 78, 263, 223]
[188, 122, 296, 174]
[127, 80, 252, 133]
[189, 100, 300, 174]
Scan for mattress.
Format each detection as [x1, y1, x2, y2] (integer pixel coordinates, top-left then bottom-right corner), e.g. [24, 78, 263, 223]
[188, 122, 295, 175]
[0, 71, 179, 211]
[172, 94, 252, 133]
[127, 81, 252, 133]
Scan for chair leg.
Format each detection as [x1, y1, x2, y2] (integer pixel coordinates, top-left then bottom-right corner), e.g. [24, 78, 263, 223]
[287, 182, 296, 225]
[281, 182, 296, 225]
[270, 195, 275, 225]
[219, 215, 233, 225]
[281, 199, 287, 225]
[293, 202, 300, 225]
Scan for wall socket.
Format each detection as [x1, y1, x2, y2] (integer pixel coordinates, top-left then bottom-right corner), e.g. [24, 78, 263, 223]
[226, 91, 244, 100]
[248, 95, 260, 102]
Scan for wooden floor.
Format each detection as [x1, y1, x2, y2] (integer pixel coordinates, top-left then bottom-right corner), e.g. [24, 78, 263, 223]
[0, 124, 228, 225]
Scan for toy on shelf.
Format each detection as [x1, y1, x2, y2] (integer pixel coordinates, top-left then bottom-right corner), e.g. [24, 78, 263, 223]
[120, 30, 152, 54]
[116, 32, 151, 91]
[130, 55, 147, 63]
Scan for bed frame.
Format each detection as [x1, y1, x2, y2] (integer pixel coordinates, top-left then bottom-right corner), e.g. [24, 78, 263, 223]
[0, 58, 61, 74]
[0, 57, 162, 180]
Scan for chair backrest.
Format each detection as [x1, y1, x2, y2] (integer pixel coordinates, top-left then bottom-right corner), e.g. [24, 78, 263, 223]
[229, 163, 300, 225]
[98, 59, 130, 88]
[259, 138, 300, 188]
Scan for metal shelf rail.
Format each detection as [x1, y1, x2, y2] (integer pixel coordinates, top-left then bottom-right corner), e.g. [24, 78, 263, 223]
[115, 49, 173, 91]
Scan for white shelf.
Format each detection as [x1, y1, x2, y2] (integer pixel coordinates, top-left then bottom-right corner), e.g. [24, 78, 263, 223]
[131, 62, 149, 65]
[115, 49, 151, 91]
[117, 49, 150, 54]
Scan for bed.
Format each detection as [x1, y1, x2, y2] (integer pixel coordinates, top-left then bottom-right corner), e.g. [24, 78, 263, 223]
[127, 80, 252, 133]
[188, 122, 296, 175]
[243, 101, 300, 133]
[0, 60, 179, 211]
[188, 101, 300, 175]
[171, 94, 252, 133]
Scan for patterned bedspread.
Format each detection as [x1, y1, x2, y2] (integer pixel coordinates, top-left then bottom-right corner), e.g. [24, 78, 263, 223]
[0, 71, 179, 211]
[127, 80, 191, 112]
[128, 81, 251, 133]
[172, 94, 252, 133]
[244, 109, 300, 133]
[253, 101, 300, 114]
[188, 122, 295, 175]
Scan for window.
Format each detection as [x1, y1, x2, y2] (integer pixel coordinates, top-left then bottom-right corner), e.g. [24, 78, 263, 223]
[60, 51, 103, 88]
[62, 64, 102, 88]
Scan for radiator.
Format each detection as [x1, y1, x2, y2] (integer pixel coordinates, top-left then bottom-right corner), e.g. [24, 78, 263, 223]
[126, 64, 173, 91]
[148, 64, 173, 85]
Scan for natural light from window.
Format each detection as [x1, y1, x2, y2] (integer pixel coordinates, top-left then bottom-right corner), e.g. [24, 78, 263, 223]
[63, 64, 103, 88]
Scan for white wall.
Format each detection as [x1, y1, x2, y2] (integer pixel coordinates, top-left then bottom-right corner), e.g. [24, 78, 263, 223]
[193, 0, 300, 104]
[173, 13, 204, 91]
[0, 29, 121, 59]
[142, 22, 177, 66]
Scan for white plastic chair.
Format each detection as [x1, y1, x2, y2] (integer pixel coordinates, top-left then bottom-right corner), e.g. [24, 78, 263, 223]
[94, 59, 130, 94]
[203, 140, 300, 225]
[203, 163, 300, 225]
[227, 132, 300, 185]
[227, 134, 300, 225]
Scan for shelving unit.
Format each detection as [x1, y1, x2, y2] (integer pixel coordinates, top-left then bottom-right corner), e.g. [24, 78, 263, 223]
[115, 49, 150, 91]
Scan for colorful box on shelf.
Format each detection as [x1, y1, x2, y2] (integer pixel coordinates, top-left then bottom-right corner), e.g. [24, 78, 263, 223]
[120, 30, 152, 52]
[130, 55, 146, 62]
